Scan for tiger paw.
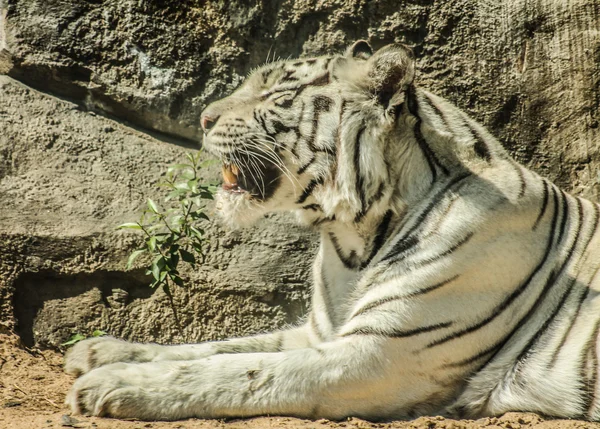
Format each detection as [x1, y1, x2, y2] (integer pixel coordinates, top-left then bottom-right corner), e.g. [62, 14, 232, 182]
[64, 337, 155, 377]
[66, 362, 189, 419]
[66, 363, 135, 417]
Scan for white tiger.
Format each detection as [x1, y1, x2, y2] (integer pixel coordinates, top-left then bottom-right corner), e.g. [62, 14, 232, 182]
[65, 41, 600, 422]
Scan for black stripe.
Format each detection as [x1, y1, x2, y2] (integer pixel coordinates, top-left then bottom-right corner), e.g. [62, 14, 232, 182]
[254, 109, 269, 131]
[343, 321, 452, 338]
[427, 186, 560, 349]
[276, 98, 294, 109]
[352, 275, 459, 318]
[514, 277, 576, 366]
[557, 189, 569, 244]
[290, 100, 306, 158]
[380, 173, 472, 263]
[422, 95, 452, 130]
[355, 180, 387, 224]
[263, 73, 331, 100]
[547, 285, 590, 367]
[422, 193, 461, 239]
[533, 180, 550, 230]
[424, 96, 492, 164]
[296, 176, 325, 204]
[410, 232, 474, 269]
[406, 85, 450, 180]
[281, 69, 299, 83]
[361, 210, 394, 268]
[369, 182, 386, 205]
[328, 232, 360, 270]
[442, 344, 498, 369]
[303, 96, 333, 153]
[466, 122, 492, 163]
[302, 204, 321, 212]
[354, 126, 367, 221]
[295, 73, 330, 95]
[381, 235, 420, 264]
[312, 215, 335, 227]
[272, 120, 295, 134]
[262, 68, 275, 83]
[297, 154, 316, 175]
[313, 95, 333, 113]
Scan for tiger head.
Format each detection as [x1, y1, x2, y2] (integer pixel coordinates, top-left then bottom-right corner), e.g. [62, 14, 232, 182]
[201, 41, 423, 229]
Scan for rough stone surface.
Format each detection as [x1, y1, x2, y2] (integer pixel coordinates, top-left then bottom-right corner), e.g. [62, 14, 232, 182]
[0, 0, 599, 347]
[0, 77, 314, 348]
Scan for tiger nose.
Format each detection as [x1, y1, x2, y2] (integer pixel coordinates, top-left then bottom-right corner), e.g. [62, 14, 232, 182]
[200, 113, 219, 133]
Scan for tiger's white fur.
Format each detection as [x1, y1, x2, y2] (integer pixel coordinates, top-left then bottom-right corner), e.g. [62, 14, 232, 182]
[65, 41, 600, 422]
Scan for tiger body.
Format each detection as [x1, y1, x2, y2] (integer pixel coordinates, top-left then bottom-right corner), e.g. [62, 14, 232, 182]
[65, 41, 600, 421]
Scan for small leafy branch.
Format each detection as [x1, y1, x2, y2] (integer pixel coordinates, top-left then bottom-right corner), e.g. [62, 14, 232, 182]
[118, 151, 216, 294]
[61, 329, 107, 348]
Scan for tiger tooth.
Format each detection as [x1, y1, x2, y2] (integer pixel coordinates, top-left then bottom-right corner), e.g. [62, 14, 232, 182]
[222, 164, 238, 184]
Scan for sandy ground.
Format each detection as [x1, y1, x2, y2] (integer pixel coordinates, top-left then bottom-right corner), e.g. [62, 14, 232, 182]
[1, 335, 600, 429]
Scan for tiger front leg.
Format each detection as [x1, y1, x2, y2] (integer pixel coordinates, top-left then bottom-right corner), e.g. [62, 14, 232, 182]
[66, 336, 398, 420]
[64, 325, 313, 376]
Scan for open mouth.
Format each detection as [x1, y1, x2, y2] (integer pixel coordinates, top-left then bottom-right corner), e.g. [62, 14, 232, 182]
[220, 155, 281, 200]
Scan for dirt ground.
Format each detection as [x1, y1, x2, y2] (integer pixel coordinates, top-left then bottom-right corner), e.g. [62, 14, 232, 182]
[0, 335, 599, 429]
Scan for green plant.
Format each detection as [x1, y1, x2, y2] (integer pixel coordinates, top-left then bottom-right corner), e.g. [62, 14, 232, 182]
[118, 151, 216, 294]
[61, 330, 107, 348]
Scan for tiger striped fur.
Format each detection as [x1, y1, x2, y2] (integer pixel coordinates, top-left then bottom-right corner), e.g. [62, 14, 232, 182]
[65, 41, 600, 422]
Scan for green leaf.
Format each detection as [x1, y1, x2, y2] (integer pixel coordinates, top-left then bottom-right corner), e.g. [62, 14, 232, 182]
[182, 170, 195, 180]
[175, 182, 191, 191]
[155, 255, 166, 269]
[191, 211, 209, 221]
[170, 215, 183, 228]
[179, 248, 196, 264]
[92, 330, 107, 337]
[167, 164, 193, 174]
[200, 159, 220, 168]
[126, 249, 146, 270]
[60, 333, 86, 347]
[147, 199, 159, 214]
[190, 226, 204, 239]
[170, 274, 185, 287]
[151, 260, 162, 281]
[147, 236, 157, 252]
[117, 222, 142, 230]
[167, 252, 179, 269]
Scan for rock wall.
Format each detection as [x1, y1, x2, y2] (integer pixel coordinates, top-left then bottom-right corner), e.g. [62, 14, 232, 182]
[1, 0, 599, 348]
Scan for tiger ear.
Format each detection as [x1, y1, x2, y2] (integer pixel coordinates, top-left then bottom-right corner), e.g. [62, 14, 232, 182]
[346, 40, 373, 60]
[365, 43, 415, 110]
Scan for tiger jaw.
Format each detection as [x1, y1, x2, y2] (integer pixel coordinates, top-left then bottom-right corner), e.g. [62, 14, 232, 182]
[219, 158, 282, 201]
